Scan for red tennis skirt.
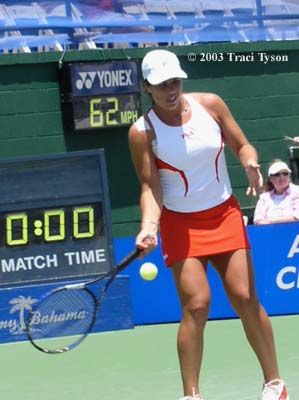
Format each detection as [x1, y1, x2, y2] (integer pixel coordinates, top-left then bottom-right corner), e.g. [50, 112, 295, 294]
[159, 195, 250, 267]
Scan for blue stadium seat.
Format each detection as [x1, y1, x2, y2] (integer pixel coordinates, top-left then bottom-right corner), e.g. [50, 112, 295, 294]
[0, 0, 299, 51]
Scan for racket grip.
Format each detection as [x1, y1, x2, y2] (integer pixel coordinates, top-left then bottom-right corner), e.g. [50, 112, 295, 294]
[116, 248, 142, 272]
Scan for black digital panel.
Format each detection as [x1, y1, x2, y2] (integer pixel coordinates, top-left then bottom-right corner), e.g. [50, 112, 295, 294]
[73, 93, 140, 131]
[0, 150, 114, 287]
[60, 61, 141, 133]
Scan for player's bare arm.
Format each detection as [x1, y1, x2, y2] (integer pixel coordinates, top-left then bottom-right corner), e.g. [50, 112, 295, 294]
[128, 124, 163, 253]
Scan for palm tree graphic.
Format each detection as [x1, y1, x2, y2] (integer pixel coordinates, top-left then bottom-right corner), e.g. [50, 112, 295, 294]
[9, 296, 38, 334]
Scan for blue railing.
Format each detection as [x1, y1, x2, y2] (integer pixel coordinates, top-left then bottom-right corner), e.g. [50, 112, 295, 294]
[0, 1, 299, 52]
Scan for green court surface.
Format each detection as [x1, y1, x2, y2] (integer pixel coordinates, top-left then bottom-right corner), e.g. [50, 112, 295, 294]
[1, 315, 297, 400]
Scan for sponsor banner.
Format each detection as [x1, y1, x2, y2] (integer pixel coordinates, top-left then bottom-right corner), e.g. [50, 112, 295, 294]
[0, 276, 133, 344]
[250, 223, 299, 315]
[114, 222, 299, 324]
[70, 62, 139, 96]
[2, 222, 297, 344]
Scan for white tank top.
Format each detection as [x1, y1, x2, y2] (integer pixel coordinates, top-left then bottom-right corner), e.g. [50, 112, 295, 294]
[134, 94, 232, 212]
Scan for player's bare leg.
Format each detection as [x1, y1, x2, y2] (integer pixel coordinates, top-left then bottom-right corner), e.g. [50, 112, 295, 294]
[210, 249, 280, 382]
[171, 257, 210, 397]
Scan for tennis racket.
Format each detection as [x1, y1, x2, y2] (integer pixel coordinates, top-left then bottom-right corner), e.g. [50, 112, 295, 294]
[25, 247, 141, 354]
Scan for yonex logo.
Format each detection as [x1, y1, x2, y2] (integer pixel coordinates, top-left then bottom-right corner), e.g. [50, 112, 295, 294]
[75, 69, 133, 91]
[76, 72, 97, 90]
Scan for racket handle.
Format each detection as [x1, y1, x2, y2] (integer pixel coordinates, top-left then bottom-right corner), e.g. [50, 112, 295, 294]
[116, 248, 142, 273]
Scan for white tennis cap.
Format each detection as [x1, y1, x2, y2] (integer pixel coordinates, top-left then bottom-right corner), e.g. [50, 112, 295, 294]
[268, 161, 291, 176]
[141, 49, 187, 85]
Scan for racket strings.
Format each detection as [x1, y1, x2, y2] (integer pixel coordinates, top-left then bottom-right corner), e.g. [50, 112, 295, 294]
[26, 249, 141, 353]
[28, 289, 96, 343]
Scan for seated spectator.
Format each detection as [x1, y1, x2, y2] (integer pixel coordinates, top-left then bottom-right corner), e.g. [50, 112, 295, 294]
[72, 0, 154, 46]
[73, 0, 152, 31]
[73, 0, 117, 19]
[254, 159, 299, 224]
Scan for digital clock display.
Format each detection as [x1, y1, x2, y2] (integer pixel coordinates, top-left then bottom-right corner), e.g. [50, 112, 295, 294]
[0, 150, 113, 287]
[60, 61, 141, 132]
[1, 204, 102, 247]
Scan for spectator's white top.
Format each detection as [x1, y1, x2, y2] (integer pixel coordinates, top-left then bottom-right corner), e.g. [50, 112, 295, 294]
[254, 182, 299, 223]
[134, 94, 232, 212]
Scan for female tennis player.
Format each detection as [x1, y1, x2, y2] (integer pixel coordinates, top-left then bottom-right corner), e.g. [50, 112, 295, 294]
[128, 49, 289, 400]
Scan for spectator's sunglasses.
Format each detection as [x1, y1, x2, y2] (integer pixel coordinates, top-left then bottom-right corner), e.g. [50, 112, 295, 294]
[271, 172, 290, 177]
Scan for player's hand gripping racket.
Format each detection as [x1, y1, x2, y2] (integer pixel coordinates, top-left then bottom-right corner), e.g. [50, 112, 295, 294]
[25, 248, 141, 354]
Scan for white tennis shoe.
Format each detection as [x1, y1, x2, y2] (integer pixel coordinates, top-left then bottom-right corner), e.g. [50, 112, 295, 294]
[178, 395, 203, 400]
[262, 379, 289, 400]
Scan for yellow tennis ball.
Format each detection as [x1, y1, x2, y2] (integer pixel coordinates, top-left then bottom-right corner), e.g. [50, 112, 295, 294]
[139, 262, 158, 281]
